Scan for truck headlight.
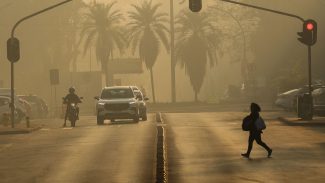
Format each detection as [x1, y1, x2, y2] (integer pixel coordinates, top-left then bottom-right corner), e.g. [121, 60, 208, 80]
[97, 103, 105, 107]
[129, 101, 136, 106]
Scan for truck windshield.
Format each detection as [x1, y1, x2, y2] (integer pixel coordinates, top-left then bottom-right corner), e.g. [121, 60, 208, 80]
[101, 89, 134, 99]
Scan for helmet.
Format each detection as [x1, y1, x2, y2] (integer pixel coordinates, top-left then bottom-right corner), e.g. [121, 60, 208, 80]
[69, 87, 75, 94]
[250, 103, 261, 113]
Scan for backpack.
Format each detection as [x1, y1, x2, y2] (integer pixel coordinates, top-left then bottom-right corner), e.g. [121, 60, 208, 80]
[242, 116, 251, 131]
[255, 117, 266, 131]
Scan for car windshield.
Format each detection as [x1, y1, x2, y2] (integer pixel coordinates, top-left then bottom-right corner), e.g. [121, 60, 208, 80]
[101, 88, 134, 99]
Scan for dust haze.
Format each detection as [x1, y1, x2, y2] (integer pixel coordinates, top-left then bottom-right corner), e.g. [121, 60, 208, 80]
[0, 0, 324, 114]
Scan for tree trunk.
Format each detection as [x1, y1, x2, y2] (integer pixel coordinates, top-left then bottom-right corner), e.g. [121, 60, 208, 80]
[150, 68, 156, 103]
[102, 61, 114, 86]
[170, 0, 176, 103]
[194, 91, 198, 103]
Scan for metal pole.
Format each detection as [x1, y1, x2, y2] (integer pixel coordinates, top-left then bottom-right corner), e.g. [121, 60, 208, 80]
[170, 0, 176, 103]
[10, 62, 14, 128]
[54, 85, 57, 118]
[90, 47, 92, 72]
[221, 0, 304, 23]
[308, 46, 312, 95]
[308, 45, 313, 119]
[11, 0, 73, 38]
[8, 0, 73, 126]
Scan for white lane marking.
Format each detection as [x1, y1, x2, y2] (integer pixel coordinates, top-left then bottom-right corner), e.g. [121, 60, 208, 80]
[63, 127, 73, 130]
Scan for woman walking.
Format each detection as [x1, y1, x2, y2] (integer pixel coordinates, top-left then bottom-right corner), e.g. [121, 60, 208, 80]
[241, 103, 272, 159]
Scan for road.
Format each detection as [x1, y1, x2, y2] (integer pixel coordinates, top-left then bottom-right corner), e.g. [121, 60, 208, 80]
[0, 110, 325, 183]
[0, 115, 157, 183]
[165, 111, 325, 183]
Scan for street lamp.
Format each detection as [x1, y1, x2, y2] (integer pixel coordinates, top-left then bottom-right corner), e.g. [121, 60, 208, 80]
[7, 0, 73, 128]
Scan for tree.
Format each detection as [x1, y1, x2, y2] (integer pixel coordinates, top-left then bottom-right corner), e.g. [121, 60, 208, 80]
[175, 11, 219, 102]
[209, 3, 260, 86]
[126, 0, 170, 103]
[79, 1, 125, 86]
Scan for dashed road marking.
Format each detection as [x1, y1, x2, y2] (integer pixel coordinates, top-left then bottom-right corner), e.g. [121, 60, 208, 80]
[40, 128, 50, 131]
[63, 127, 73, 130]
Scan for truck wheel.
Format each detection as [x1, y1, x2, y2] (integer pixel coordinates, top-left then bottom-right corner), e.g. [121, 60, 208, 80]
[97, 115, 104, 125]
[142, 113, 147, 121]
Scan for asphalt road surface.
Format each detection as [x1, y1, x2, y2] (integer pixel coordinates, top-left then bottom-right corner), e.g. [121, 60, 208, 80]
[0, 115, 157, 183]
[164, 112, 325, 183]
[1, 111, 325, 183]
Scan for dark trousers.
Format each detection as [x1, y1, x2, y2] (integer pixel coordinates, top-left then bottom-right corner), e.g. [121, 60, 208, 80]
[246, 131, 271, 155]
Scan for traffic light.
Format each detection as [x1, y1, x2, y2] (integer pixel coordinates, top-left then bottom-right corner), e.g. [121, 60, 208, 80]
[189, 0, 202, 12]
[7, 37, 20, 63]
[297, 19, 317, 46]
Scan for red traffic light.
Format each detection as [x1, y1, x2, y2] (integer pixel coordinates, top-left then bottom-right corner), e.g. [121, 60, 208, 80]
[306, 23, 314, 31]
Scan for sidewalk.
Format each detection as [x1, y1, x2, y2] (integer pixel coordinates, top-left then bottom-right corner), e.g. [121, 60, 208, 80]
[0, 119, 43, 135]
[278, 116, 325, 126]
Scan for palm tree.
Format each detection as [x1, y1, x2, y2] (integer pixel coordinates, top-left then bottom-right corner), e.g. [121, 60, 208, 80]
[126, 0, 170, 103]
[79, 1, 125, 86]
[175, 11, 219, 102]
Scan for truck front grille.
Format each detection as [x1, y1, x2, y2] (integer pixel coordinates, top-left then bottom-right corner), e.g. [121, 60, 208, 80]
[104, 103, 130, 111]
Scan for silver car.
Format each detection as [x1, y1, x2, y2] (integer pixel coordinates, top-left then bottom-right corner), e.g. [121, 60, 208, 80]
[133, 90, 149, 121]
[95, 86, 141, 125]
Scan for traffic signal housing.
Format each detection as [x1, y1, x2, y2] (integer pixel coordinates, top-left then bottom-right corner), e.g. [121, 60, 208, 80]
[7, 37, 20, 63]
[189, 0, 202, 12]
[297, 19, 317, 46]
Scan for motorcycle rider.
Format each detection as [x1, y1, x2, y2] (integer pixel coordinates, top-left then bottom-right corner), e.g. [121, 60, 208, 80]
[63, 87, 81, 127]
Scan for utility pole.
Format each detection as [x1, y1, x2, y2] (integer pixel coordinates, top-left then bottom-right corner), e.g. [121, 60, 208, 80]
[170, 0, 176, 103]
[7, 0, 72, 128]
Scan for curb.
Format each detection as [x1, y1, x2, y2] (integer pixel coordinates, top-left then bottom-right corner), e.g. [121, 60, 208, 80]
[0, 126, 42, 135]
[277, 117, 289, 123]
[155, 112, 167, 183]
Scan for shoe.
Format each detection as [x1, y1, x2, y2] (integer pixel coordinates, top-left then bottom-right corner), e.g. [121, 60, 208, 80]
[268, 149, 273, 158]
[241, 153, 250, 159]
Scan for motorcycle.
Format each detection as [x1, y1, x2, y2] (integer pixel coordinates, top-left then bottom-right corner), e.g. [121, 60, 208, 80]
[63, 97, 82, 127]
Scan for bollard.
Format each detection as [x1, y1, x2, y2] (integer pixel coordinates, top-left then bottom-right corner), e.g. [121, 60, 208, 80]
[26, 116, 30, 128]
[2, 113, 10, 127]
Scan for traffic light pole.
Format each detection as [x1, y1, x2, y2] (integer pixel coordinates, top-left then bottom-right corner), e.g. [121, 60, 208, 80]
[8, 0, 72, 128]
[221, 0, 304, 23]
[10, 63, 14, 128]
[221, 0, 315, 119]
[308, 46, 312, 95]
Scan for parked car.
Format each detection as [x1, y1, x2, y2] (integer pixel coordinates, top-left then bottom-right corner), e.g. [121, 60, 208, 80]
[95, 86, 141, 125]
[18, 95, 48, 118]
[275, 89, 301, 111]
[133, 90, 149, 121]
[0, 96, 19, 124]
[275, 85, 325, 113]
[0, 88, 26, 121]
[312, 87, 325, 115]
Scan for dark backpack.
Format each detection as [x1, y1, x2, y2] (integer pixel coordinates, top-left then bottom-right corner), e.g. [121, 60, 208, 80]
[242, 115, 251, 131]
